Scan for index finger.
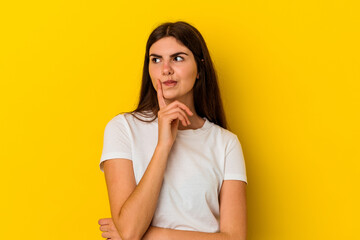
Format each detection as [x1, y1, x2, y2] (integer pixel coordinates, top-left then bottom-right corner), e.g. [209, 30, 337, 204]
[157, 79, 167, 109]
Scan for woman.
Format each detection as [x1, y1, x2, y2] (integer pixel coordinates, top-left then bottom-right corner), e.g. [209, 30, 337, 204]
[98, 21, 248, 240]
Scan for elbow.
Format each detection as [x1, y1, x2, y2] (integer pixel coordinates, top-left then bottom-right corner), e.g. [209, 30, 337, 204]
[115, 222, 142, 240]
[114, 211, 142, 240]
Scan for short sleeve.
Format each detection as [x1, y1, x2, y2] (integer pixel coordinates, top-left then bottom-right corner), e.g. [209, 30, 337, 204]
[99, 115, 132, 172]
[224, 135, 248, 183]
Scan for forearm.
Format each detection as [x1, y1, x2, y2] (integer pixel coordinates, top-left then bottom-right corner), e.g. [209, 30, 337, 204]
[115, 144, 170, 240]
[143, 227, 234, 240]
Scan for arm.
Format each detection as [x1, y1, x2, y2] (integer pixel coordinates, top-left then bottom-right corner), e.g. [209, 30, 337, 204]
[104, 79, 193, 240]
[103, 145, 170, 240]
[142, 180, 247, 240]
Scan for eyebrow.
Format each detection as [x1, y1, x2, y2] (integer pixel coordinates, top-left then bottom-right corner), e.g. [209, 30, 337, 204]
[149, 52, 189, 58]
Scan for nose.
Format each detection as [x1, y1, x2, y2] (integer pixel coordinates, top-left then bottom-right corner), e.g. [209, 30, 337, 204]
[161, 60, 174, 76]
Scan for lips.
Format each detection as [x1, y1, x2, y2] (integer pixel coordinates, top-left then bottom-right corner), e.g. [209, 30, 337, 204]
[163, 80, 177, 87]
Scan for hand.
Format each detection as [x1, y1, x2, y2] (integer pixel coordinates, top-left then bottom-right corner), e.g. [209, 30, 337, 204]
[156, 79, 193, 149]
[98, 218, 122, 240]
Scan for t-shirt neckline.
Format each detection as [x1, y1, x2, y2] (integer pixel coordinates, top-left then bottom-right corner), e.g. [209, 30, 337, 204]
[154, 117, 212, 136]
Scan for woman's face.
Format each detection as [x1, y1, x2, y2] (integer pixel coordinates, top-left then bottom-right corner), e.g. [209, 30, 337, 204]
[148, 36, 198, 102]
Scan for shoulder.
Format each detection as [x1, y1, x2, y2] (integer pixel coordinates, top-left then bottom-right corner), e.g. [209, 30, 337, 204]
[104, 113, 128, 130]
[207, 121, 240, 144]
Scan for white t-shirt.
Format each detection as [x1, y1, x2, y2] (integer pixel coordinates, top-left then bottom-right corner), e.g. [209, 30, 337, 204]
[99, 112, 247, 233]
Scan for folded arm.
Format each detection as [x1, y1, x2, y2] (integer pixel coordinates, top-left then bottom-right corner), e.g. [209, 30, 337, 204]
[100, 180, 246, 240]
[103, 145, 171, 240]
[143, 180, 247, 240]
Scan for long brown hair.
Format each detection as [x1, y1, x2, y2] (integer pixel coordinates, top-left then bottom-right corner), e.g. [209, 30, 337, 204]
[131, 21, 227, 129]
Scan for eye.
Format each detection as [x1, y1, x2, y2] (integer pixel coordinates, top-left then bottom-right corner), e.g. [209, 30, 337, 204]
[151, 58, 160, 63]
[174, 56, 184, 62]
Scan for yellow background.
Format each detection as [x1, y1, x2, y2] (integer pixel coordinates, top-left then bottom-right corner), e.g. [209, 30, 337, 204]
[1, 0, 359, 239]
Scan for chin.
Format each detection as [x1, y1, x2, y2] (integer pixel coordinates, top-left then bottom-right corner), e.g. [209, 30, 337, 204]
[163, 94, 178, 101]
[164, 90, 193, 102]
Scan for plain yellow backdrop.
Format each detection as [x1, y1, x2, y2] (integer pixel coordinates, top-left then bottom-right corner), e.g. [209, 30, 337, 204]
[1, 0, 359, 239]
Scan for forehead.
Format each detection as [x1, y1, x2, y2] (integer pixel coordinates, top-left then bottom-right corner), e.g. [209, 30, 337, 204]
[149, 37, 190, 54]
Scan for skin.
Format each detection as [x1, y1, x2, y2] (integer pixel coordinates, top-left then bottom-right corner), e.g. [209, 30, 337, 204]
[148, 36, 205, 130]
[99, 36, 247, 240]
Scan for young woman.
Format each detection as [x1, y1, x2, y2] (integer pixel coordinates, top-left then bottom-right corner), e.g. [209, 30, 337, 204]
[98, 21, 248, 240]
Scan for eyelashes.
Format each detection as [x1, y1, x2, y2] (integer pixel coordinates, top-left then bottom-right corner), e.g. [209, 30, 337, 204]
[151, 56, 184, 63]
[151, 58, 160, 63]
[174, 56, 184, 62]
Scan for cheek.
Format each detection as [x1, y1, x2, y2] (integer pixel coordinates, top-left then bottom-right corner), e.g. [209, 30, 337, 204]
[182, 63, 198, 81]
